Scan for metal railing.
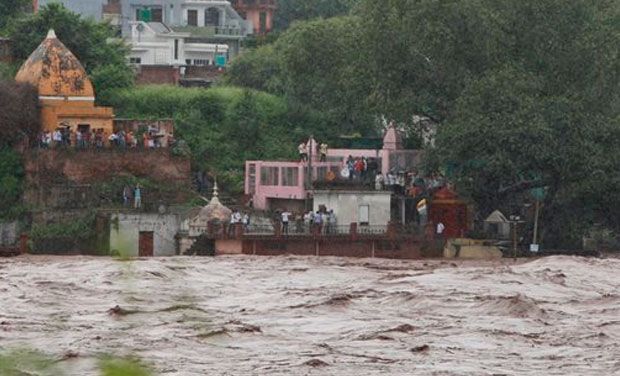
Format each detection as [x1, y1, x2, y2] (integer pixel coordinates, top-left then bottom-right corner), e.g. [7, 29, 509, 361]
[243, 224, 391, 237]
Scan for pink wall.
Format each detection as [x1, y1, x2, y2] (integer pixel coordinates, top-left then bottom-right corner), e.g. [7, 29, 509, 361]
[246, 160, 343, 210]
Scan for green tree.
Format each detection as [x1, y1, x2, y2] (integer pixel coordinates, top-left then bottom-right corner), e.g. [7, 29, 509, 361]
[9, 3, 133, 97]
[0, 148, 25, 220]
[227, 16, 375, 136]
[0, 81, 40, 146]
[276, 16, 373, 135]
[0, 0, 30, 32]
[274, 0, 360, 30]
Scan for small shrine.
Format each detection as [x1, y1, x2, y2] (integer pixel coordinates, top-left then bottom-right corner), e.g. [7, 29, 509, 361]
[15, 30, 114, 135]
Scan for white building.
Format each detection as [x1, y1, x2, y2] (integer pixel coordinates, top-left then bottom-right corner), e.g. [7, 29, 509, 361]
[110, 213, 181, 257]
[129, 21, 229, 67]
[313, 190, 392, 229]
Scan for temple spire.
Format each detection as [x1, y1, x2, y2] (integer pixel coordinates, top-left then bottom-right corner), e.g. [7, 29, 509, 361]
[46, 29, 57, 39]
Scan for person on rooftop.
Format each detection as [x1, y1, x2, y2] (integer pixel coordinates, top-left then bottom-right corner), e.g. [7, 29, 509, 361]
[319, 142, 328, 162]
[298, 141, 308, 162]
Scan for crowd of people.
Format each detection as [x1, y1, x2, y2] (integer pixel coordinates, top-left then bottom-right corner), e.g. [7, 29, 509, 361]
[229, 210, 251, 235]
[279, 207, 338, 235]
[38, 126, 173, 150]
[298, 139, 329, 162]
[374, 169, 446, 196]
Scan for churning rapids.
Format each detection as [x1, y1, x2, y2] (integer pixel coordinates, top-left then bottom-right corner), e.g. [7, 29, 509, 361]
[1, 255, 619, 375]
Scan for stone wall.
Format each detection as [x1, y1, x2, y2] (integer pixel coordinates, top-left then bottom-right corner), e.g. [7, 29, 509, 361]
[24, 149, 192, 209]
[0, 222, 19, 246]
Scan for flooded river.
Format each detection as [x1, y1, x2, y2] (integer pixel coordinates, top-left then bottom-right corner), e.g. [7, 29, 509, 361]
[1, 255, 619, 375]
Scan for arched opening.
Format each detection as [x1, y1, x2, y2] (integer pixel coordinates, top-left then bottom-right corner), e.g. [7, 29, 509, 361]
[205, 8, 220, 27]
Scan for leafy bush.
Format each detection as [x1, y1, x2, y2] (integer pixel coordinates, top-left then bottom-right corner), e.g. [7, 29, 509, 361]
[0, 148, 25, 220]
[104, 85, 325, 193]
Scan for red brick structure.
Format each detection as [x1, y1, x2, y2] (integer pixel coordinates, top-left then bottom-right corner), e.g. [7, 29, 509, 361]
[429, 187, 469, 238]
[135, 65, 181, 85]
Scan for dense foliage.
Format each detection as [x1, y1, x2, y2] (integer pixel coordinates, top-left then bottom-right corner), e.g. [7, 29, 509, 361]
[274, 0, 360, 31]
[0, 81, 40, 146]
[0, 0, 30, 32]
[227, 0, 620, 246]
[104, 85, 329, 192]
[227, 16, 374, 135]
[8, 3, 133, 96]
[0, 81, 38, 220]
[0, 148, 25, 220]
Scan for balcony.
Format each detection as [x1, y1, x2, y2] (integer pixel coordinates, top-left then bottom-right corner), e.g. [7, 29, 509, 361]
[172, 25, 243, 38]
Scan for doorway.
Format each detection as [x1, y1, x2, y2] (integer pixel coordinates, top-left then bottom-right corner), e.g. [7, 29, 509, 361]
[139, 231, 154, 257]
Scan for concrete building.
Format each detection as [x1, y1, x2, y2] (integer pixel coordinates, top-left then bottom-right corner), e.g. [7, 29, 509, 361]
[313, 190, 392, 229]
[245, 125, 423, 211]
[483, 210, 511, 239]
[15, 30, 114, 134]
[128, 21, 228, 66]
[37, 1, 251, 63]
[110, 213, 181, 256]
[231, 0, 277, 35]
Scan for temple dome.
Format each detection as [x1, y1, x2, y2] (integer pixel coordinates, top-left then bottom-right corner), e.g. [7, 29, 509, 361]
[15, 30, 95, 98]
[189, 182, 232, 235]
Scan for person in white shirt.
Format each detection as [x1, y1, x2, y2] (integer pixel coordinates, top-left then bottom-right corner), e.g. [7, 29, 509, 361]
[298, 142, 308, 162]
[52, 129, 62, 148]
[242, 212, 250, 232]
[281, 211, 292, 235]
[375, 173, 384, 191]
[229, 210, 241, 236]
[436, 222, 445, 237]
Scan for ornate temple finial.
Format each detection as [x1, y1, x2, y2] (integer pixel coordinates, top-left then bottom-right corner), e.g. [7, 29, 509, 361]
[212, 179, 219, 198]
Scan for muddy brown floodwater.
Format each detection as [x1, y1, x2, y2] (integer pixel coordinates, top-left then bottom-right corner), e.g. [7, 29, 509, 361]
[1, 255, 619, 375]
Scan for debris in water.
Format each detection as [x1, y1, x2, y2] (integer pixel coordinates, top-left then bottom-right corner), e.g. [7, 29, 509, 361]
[304, 359, 329, 367]
[411, 345, 430, 353]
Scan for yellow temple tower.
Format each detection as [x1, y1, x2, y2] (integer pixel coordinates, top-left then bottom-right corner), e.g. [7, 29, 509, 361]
[15, 30, 114, 134]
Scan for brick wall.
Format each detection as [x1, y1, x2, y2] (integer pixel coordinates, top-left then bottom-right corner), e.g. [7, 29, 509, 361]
[135, 65, 180, 86]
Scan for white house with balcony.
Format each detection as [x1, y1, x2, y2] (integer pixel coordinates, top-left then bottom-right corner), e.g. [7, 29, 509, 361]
[122, 0, 251, 59]
[129, 21, 229, 67]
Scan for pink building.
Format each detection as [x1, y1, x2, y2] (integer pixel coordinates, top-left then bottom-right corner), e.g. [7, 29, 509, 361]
[245, 126, 423, 211]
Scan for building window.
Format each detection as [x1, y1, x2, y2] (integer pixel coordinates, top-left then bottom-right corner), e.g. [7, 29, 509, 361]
[205, 8, 220, 27]
[281, 167, 299, 187]
[260, 167, 279, 186]
[185, 59, 192, 65]
[174, 39, 179, 60]
[136, 7, 162, 22]
[129, 57, 142, 64]
[359, 205, 370, 226]
[151, 8, 163, 22]
[193, 59, 210, 66]
[187, 9, 198, 26]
